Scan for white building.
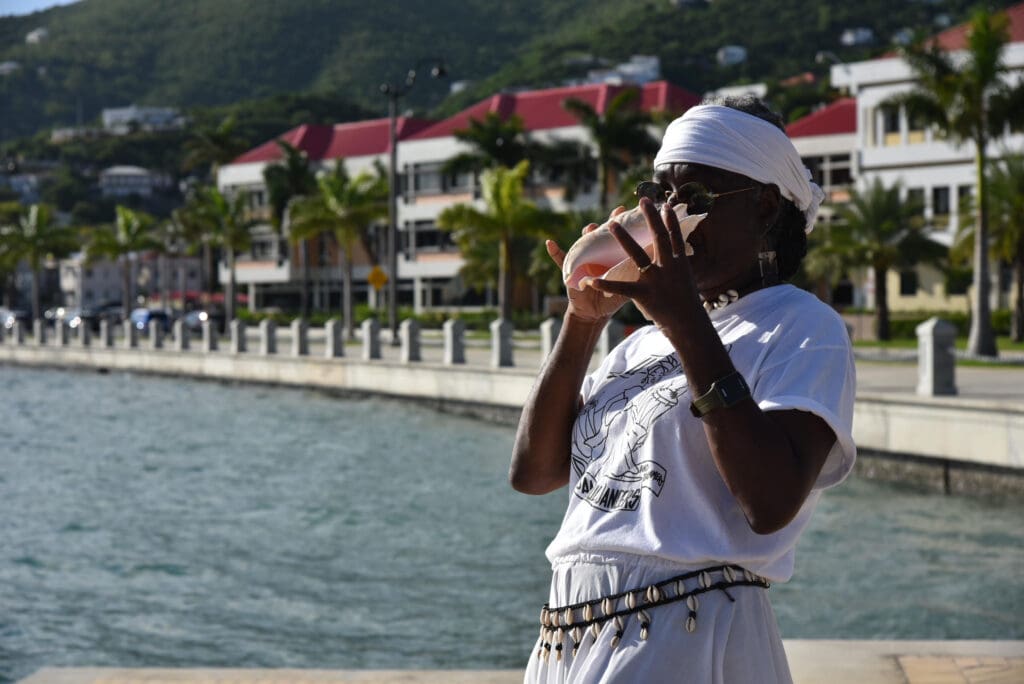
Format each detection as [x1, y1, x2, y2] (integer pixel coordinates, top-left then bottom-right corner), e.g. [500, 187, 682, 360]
[218, 80, 700, 313]
[59, 251, 202, 310]
[831, 1, 1024, 313]
[99, 165, 172, 198]
[25, 28, 48, 44]
[101, 105, 184, 135]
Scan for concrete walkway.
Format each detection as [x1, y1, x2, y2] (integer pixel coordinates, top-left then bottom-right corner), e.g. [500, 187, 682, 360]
[15, 640, 1024, 683]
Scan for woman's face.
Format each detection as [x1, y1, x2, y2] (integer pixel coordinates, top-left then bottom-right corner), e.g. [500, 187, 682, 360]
[652, 162, 778, 295]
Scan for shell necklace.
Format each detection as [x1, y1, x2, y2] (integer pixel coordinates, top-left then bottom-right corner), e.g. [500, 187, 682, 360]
[701, 289, 739, 312]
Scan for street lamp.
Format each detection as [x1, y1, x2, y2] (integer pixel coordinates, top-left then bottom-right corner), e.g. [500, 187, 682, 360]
[380, 58, 447, 345]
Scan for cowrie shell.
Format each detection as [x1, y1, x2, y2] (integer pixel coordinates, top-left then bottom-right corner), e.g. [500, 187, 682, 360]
[687, 595, 699, 612]
[686, 616, 697, 633]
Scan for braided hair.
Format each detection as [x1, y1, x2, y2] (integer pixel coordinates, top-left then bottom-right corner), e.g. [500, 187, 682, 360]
[700, 95, 808, 282]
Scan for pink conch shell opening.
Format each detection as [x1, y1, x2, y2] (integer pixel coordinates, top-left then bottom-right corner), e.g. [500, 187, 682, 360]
[561, 204, 706, 291]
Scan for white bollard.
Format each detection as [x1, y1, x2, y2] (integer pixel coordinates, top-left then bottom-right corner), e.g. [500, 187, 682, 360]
[324, 319, 344, 358]
[78, 322, 91, 348]
[123, 320, 138, 349]
[53, 321, 68, 347]
[230, 320, 246, 353]
[442, 319, 465, 365]
[33, 319, 46, 346]
[148, 320, 164, 350]
[173, 320, 189, 351]
[599, 319, 625, 358]
[540, 316, 562, 360]
[259, 319, 276, 355]
[202, 320, 218, 352]
[361, 318, 381, 360]
[916, 317, 958, 396]
[13, 321, 25, 345]
[99, 319, 113, 348]
[290, 318, 308, 357]
[490, 318, 514, 368]
[400, 319, 421, 363]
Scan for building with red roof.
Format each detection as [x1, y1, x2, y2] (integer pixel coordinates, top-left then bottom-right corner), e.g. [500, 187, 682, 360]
[217, 80, 699, 312]
[787, 98, 857, 210]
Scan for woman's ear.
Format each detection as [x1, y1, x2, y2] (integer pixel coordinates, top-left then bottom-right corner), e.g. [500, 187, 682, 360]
[758, 184, 782, 230]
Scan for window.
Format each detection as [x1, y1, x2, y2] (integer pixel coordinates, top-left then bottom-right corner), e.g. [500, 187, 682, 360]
[445, 171, 474, 193]
[932, 186, 950, 217]
[412, 164, 443, 195]
[945, 267, 971, 295]
[880, 107, 900, 146]
[907, 110, 928, 144]
[899, 270, 918, 296]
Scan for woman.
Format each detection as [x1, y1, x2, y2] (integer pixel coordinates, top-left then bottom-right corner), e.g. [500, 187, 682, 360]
[511, 97, 856, 683]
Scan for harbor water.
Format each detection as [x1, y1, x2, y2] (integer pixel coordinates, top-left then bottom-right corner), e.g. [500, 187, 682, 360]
[2, 366, 1022, 683]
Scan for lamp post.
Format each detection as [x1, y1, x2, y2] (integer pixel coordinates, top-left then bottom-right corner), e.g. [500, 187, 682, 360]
[380, 58, 447, 345]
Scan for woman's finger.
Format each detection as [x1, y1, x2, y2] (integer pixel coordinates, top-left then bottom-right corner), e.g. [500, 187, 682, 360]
[582, 222, 599, 235]
[590, 277, 644, 299]
[639, 197, 673, 264]
[546, 239, 566, 268]
[662, 203, 685, 257]
[610, 205, 626, 218]
[608, 221, 652, 268]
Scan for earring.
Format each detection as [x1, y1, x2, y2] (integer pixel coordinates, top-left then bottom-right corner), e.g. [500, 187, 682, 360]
[758, 232, 779, 287]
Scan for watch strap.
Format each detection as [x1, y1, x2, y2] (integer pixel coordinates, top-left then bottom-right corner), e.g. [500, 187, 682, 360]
[689, 371, 751, 418]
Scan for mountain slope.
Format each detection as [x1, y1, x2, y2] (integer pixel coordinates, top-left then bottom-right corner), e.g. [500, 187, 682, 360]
[0, 0, 1017, 143]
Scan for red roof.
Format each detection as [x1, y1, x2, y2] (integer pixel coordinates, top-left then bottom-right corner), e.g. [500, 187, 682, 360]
[880, 2, 1024, 57]
[928, 1, 1024, 51]
[408, 80, 700, 140]
[231, 117, 434, 164]
[786, 97, 856, 138]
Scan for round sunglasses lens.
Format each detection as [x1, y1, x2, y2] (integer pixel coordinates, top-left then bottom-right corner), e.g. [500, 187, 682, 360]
[679, 183, 712, 213]
[635, 182, 665, 204]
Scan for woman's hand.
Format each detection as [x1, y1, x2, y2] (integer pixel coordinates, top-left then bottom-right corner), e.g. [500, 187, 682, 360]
[589, 198, 700, 333]
[547, 208, 629, 323]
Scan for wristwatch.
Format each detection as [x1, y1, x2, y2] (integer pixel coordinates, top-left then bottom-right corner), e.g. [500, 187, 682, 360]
[689, 371, 751, 418]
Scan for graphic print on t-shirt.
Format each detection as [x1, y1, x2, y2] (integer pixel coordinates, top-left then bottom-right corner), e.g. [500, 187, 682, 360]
[572, 353, 685, 512]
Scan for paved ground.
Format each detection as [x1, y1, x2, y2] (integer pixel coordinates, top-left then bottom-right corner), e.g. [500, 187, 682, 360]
[15, 640, 1024, 683]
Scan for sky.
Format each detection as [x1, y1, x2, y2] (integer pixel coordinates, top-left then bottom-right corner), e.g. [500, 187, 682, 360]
[0, 0, 79, 17]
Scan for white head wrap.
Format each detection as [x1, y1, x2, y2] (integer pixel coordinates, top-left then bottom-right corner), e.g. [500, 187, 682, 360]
[653, 105, 824, 233]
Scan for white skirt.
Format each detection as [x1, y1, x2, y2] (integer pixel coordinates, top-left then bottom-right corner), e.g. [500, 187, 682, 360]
[524, 552, 793, 684]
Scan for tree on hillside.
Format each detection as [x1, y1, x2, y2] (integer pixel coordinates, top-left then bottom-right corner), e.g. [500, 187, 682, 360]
[5, 204, 78, 322]
[263, 141, 317, 315]
[437, 161, 563, 320]
[86, 206, 162, 319]
[289, 162, 388, 340]
[192, 188, 256, 328]
[890, 7, 1024, 356]
[0, 202, 27, 309]
[562, 88, 659, 213]
[826, 179, 945, 341]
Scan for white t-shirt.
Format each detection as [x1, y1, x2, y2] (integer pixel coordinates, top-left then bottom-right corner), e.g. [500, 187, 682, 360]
[545, 284, 857, 582]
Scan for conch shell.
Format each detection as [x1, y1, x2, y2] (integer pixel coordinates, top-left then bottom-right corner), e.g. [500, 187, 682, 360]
[561, 203, 706, 290]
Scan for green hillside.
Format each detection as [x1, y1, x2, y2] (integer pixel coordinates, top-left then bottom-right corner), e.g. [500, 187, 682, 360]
[0, 0, 1016, 143]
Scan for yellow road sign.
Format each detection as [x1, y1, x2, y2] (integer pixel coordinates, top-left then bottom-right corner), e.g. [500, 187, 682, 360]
[367, 265, 388, 291]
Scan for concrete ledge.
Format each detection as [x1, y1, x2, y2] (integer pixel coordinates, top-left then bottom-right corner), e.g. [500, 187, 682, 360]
[854, 393, 1024, 470]
[16, 641, 1024, 684]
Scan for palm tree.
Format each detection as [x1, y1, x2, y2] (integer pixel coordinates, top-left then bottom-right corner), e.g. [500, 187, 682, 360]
[443, 113, 533, 177]
[263, 140, 316, 315]
[562, 88, 660, 212]
[891, 7, 1024, 356]
[7, 204, 78, 322]
[957, 155, 1024, 342]
[826, 179, 945, 341]
[182, 114, 249, 181]
[86, 206, 162, 319]
[193, 187, 256, 328]
[289, 162, 388, 340]
[437, 160, 563, 320]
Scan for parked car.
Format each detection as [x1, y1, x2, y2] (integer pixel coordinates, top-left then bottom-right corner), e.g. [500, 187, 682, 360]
[0, 308, 31, 331]
[130, 308, 171, 334]
[181, 309, 223, 332]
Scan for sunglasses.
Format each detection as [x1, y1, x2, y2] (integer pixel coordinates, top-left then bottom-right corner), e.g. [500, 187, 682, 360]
[635, 181, 757, 215]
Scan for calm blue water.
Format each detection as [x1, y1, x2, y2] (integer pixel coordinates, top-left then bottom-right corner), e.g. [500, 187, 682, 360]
[1, 366, 1022, 683]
